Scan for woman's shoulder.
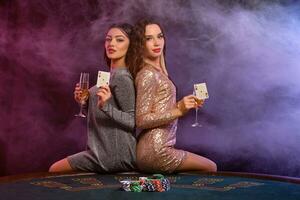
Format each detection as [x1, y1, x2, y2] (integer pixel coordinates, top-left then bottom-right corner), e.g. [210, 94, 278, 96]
[136, 65, 158, 80]
[113, 68, 133, 80]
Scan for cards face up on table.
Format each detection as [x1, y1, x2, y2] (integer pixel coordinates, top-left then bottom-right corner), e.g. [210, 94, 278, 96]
[194, 83, 209, 100]
[96, 71, 110, 87]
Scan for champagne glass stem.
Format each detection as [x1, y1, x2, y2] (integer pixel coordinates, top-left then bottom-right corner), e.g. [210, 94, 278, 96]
[191, 89, 202, 127]
[195, 107, 198, 124]
[75, 103, 86, 117]
[79, 104, 84, 115]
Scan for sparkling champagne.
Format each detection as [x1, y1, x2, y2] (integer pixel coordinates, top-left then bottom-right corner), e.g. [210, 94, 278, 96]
[195, 98, 203, 105]
[80, 89, 89, 103]
[75, 72, 89, 118]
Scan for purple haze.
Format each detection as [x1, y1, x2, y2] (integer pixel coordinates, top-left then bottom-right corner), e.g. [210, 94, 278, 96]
[174, 1, 300, 176]
[0, 0, 300, 176]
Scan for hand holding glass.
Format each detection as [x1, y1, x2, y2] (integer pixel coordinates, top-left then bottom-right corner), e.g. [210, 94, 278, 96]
[75, 72, 89, 118]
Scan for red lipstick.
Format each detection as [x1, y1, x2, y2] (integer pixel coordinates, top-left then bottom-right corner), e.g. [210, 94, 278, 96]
[107, 48, 116, 54]
[152, 48, 161, 53]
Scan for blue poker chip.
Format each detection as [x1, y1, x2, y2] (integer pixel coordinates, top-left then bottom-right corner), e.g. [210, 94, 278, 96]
[161, 178, 171, 191]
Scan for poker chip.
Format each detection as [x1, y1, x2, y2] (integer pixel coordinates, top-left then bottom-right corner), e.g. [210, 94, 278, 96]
[130, 181, 143, 192]
[120, 180, 131, 192]
[120, 174, 170, 192]
[144, 182, 155, 192]
[161, 178, 171, 191]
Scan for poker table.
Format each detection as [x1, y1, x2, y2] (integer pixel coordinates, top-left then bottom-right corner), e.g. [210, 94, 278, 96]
[0, 171, 299, 200]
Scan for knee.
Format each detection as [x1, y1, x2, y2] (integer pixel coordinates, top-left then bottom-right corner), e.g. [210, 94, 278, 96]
[208, 161, 217, 172]
[49, 161, 63, 172]
[48, 163, 58, 172]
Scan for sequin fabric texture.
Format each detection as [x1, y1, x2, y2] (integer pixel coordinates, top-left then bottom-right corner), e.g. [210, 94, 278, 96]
[135, 65, 187, 173]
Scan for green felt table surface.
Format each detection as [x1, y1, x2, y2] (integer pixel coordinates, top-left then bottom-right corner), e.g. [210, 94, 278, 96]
[0, 172, 299, 200]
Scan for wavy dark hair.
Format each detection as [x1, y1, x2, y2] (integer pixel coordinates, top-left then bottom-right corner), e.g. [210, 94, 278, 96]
[104, 23, 134, 68]
[127, 19, 166, 79]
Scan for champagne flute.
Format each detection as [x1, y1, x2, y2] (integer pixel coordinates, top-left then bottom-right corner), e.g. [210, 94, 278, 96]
[191, 90, 202, 127]
[75, 72, 89, 118]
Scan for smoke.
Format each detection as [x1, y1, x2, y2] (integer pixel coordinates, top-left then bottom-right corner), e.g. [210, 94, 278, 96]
[1, 0, 300, 176]
[174, 1, 300, 176]
[0, 1, 104, 174]
[0, 0, 141, 174]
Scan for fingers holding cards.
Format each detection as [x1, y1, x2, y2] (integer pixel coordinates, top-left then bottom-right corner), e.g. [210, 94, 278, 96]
[191, 95, 204, 108]
[184, 95, 198, 109]
[97, 85, 111, 108]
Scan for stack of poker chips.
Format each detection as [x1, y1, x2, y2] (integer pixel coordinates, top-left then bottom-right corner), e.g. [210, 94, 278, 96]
[120, 174, 171, 192]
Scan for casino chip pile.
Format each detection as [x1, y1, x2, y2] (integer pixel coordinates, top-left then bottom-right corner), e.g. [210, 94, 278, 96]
[120, 174, 171, 192]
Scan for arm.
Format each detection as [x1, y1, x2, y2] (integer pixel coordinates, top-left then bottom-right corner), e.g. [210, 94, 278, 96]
[135, 69, 182, 129]
[101, 73, 135, 132]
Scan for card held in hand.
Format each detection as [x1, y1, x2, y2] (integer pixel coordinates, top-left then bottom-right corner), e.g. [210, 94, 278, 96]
[194, 83, 209, 100]
[96, 71, 110, 87]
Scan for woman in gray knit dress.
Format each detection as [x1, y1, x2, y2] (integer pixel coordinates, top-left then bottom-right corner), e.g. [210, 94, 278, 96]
[49, 23, 136, 173]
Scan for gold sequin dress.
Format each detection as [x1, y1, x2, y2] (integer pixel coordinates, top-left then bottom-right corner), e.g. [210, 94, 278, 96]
[135, 65, 187, 173]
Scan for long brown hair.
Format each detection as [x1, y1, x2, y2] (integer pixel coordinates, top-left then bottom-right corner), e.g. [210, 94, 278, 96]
[127, 19, 167, 79]
[104, 23, 134, 68]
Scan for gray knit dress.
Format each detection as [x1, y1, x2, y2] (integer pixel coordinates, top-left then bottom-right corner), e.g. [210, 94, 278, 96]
[68, 68, 136, 173]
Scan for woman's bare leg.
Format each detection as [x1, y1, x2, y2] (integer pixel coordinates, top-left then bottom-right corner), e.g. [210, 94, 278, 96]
[175, 152, 217, 172]
[49, 158, 75, 173]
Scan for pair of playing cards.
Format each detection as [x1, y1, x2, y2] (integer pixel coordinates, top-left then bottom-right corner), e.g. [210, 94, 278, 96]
[96, 71, 209, 100]
[96, 71, 110, 87]
[194, 83, 209, 100]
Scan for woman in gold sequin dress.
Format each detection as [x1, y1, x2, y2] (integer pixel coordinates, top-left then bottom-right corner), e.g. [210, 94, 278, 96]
[128, 19, 217, 173]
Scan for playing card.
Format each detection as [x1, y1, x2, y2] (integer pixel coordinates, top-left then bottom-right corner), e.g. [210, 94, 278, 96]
[96, 71, 110, 87]
[194, 83, 209, 100]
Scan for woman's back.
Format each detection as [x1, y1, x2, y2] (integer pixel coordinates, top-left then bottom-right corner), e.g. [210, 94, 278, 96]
[70, 68, 136, 173]
[135, 65, 186, 173]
